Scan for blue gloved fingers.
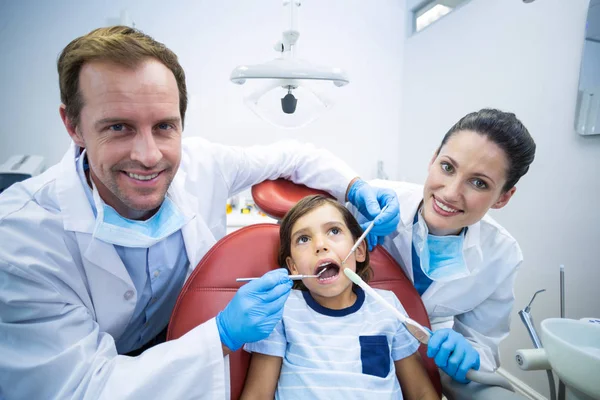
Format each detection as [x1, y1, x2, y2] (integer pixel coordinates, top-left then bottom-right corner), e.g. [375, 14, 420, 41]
[373, 190, 399, 224]
[371, 189, 400, 236]
[368, 232, 377, 251]
[427, 328, 451, 358]
[245, 268, 291, 292]
[372, 209, 400, 233]
[445, 341, 467, 378]
[262, 292, 291, 320]
[258, 280, 293, 303]
[456, 345, 480, 382]
[358, 187, 381, 220]
[428, 329, 480, 383]
[455, 350, 479, 383]
[348, 180, 381, 220]
[360, 222, 377, 251]
[434, 335, 457, 368]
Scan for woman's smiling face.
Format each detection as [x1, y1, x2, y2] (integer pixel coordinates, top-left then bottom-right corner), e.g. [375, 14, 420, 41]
[422, 130, 516, 236]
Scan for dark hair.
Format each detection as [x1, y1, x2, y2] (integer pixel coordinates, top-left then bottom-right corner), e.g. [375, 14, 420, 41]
[278, 195, 372, 290]
[437, 109, 536, 192]
[57, 26, 187, 129]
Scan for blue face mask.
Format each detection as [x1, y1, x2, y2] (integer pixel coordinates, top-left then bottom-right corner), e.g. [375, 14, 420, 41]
[91, 181, 190, 248]
[412, 210, 469, 282]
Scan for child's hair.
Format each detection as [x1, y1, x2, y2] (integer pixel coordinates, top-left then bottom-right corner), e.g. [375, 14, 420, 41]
[278, 195, 373, 290]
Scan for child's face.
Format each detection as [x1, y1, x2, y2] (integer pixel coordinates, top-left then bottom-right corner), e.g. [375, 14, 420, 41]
[285, 204, 366, 301]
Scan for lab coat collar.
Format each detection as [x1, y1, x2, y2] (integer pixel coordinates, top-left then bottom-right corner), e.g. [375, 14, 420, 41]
[397, 186, 483, 270]
[56, 142, 206, 278]
[397, 187, 424, 231]
[53, 143, 211, 339]
[56, 143, 96, 233]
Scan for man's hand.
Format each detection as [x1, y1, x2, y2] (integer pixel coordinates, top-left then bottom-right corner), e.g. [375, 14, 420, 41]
[216, 269, 292, 352]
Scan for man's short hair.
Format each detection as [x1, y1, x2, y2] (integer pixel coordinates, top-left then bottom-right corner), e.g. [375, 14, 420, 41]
[57, 26, 187, 128]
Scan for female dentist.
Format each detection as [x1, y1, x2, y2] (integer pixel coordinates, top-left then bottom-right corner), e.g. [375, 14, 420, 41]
[372, 109, 536, 386]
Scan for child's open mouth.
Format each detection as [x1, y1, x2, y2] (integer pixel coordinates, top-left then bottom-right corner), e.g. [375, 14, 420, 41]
[315, 259, 340, 284]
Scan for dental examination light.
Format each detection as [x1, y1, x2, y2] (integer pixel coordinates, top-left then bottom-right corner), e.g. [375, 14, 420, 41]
[230, 1, 349, 129]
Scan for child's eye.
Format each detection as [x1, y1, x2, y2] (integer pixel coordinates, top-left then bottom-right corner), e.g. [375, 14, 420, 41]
[329, 227, 341, 235]
[296, 235, 310, 244]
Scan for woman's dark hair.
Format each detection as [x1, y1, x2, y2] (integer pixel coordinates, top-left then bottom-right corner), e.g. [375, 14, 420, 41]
[437, 109, 536, 192]
[278, 195, 372, 290]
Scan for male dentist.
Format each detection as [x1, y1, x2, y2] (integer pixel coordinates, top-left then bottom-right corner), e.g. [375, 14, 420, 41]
[0, 26, 399, 399]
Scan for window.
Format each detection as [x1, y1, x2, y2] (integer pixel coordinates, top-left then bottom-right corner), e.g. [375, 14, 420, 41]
[409, 0, 471, 34]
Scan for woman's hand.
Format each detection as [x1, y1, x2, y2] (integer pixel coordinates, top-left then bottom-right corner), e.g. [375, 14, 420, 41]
[347, 179, 400, 250]
[427, 328, 480, 383]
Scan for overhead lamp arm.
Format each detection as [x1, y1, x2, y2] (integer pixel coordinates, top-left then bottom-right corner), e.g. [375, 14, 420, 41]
[274, 1, 301, 53]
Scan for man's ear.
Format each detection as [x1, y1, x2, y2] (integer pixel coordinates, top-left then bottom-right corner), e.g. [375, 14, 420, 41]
[59, 105, 84, 148]
[285, 257, 299, 275]
[491, 187, 516, 209]
[355, 240, 367, 263]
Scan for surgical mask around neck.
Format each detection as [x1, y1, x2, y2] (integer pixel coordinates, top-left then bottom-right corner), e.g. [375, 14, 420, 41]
[412, 209, 469, 282]
[91, 180, 189, 248]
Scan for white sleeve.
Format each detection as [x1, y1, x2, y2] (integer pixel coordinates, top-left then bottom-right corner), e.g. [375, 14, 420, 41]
[0, 262, 227, 400]
[453, 264, 521, 372]
[191, 138, 358, 202]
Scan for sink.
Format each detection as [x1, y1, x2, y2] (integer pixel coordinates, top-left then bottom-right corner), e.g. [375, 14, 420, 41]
[541, 318, 600, 400]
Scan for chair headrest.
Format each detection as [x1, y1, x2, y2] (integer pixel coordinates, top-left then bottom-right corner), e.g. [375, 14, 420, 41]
[252, 179, 334, 219]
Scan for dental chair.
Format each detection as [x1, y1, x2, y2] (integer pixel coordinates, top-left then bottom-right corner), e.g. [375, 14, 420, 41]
[168, 179, 521, 400]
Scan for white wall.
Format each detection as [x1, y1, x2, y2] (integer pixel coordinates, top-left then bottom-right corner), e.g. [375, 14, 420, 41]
[0, 0, 406, 181]
[400, 0, 599, 397]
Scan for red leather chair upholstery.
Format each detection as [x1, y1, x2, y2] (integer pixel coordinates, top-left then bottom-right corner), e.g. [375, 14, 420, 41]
[251, 178, 334, 217]
[168, 180, 442, 398]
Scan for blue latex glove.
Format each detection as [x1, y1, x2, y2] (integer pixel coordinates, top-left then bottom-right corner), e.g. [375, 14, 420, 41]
[347, 179, 400, 251]
[216, 268, 293, 351]
[427, 328, 481, 383]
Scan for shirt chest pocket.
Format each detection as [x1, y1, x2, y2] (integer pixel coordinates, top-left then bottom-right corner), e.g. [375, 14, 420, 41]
[359, 335, 390, 378]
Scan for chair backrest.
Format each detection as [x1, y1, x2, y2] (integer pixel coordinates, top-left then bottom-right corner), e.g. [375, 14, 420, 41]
[167, 224, 442, 398]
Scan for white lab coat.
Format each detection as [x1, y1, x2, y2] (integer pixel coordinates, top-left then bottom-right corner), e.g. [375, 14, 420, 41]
[371, 180, 522, 372]
[0, 137, 356, 400]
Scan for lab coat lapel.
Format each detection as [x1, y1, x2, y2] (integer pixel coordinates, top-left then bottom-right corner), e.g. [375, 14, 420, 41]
[391, 189, 424, 281]
[56, 144, 135, 286]
[168, 169, 216, 278]
[55, 144, 136, 337]
[79, 232, 136, 338]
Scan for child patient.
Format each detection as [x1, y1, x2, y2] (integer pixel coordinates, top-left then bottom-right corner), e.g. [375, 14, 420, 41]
[241, 195, 439, 400]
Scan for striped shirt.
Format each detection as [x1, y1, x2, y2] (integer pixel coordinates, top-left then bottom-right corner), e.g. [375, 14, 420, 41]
[244, 287, 420, 400]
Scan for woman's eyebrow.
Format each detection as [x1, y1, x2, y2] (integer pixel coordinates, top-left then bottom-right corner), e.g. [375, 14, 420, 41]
[444, 155, 495, 184]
